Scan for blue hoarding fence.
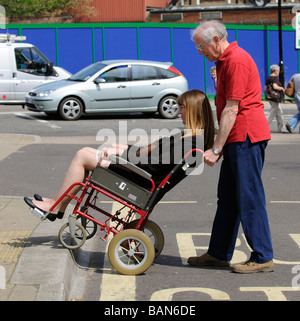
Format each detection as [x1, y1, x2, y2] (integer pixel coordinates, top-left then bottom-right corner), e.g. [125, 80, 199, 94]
[5, 22, 299, 98]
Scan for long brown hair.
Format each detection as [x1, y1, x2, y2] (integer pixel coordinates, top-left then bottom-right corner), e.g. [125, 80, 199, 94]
[177, 89, 215, 150]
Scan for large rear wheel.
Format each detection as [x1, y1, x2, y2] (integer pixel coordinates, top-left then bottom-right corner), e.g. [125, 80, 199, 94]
[108, 229, 155, 275]
[126, 219, 164, 258]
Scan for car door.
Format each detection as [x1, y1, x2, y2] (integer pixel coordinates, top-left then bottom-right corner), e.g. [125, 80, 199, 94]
[129, 64, 164, 109]
[87, 65, 130, 112]
[13, 47, 59, 102]
[0, 46, 15, 102]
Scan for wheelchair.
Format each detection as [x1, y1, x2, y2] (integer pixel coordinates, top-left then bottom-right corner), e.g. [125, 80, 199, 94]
[32, 148, 203, 275]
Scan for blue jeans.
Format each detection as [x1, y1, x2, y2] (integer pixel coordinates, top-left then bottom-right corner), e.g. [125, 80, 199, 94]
[287, 97, 300, 132]
[208, 136, 273, 263]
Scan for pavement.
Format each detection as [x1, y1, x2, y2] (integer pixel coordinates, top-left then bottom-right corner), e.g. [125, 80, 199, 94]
[0, 101, 299, 301]
[0, 133, 94, 301]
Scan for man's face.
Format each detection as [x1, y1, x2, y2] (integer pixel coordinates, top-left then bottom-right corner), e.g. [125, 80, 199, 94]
[194, 33, 221, 62]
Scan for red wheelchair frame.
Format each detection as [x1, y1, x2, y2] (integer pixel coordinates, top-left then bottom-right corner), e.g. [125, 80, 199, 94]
[47, 148, 203, 275]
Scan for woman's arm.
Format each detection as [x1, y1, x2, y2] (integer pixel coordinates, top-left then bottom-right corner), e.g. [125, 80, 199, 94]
[273, 82, 284, 92]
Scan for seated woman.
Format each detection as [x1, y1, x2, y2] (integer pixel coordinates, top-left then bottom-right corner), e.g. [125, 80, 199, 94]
[24, 90, 215, 221]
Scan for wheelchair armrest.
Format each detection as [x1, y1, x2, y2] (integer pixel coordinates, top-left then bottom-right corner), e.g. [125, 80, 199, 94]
[109, 155, 152, 180]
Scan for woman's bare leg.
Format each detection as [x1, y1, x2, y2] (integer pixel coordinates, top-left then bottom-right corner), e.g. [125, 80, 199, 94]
[32, 147, 99, 214]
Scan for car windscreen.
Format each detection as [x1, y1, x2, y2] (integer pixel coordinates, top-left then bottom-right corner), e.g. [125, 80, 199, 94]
[69, 62, 106, 81]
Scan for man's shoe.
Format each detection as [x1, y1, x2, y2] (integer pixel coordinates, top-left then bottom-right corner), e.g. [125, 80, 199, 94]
[286, 123, 293, 133]
[232, 260, 274, 274]
[187, 253, 230, 267]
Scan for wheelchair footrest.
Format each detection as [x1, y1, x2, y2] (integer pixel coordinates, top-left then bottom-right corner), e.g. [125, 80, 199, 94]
[29, 207, 48, 221]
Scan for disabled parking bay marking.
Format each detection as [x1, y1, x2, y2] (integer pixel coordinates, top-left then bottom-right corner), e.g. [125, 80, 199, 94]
[99, 202, 136, 301]
[97, 200, 300, 301]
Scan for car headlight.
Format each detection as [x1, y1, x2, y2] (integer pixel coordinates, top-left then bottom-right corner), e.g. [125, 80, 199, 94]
[36, 90, 55, 97]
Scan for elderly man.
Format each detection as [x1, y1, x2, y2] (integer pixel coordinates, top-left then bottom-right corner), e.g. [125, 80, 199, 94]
[188, 21, 274, 273]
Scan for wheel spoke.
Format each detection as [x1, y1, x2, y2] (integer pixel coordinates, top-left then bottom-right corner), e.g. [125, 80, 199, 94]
[131, 254, 142, 264]
[120, 245, 129, 254]
[118, 253, 129, 260]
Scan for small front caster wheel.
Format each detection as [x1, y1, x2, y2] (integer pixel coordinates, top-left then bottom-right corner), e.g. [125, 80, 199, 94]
[58, 222, 86, 249]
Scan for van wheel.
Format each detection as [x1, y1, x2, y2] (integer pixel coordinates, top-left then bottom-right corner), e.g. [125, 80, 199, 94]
[58, 97, 83, 120]
[158, 95, 179, 119]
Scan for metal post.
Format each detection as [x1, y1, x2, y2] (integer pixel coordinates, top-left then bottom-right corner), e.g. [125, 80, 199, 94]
[278, 0, 285, 101]
[68, 214, 77, 239]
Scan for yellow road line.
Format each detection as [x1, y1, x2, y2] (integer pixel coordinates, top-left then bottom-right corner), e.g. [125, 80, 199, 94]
[270, 201, 300, 204]
[100, 200, 197, 204]
[99, 202, 136, 301]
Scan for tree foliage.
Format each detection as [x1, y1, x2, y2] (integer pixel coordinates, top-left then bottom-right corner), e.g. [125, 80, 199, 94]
[0, 0, 95, 21]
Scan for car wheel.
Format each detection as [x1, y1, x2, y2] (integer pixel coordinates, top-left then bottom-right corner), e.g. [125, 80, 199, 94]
[158, 95, 179, 119]
[58, 97, 83, 120]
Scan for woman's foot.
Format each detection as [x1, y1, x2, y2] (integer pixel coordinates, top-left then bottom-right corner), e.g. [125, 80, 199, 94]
[34, 194, 64, 219]
[34, 193, 50, 202]
[24, 197, 57, 222]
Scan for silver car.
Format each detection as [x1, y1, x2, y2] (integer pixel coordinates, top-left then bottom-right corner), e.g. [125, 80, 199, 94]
[25, 60, 188, 120]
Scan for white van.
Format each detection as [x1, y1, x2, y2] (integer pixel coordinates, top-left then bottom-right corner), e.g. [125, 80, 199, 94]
[0, 33, 71, 106]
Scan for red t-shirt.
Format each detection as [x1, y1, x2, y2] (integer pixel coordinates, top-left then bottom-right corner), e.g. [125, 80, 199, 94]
[216, 41, 271, 145]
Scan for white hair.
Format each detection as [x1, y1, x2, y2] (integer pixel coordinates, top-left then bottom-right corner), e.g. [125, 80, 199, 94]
[270, 64, 280, 73]
[191, 20, 228, 44]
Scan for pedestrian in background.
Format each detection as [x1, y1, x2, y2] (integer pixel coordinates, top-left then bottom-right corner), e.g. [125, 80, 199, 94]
[210, 66, 217, 92]
[264, 64, 285, 132]
[210, 66, 217, 107]
[286, 73, 300, 133]
[188, 20, 274, 274]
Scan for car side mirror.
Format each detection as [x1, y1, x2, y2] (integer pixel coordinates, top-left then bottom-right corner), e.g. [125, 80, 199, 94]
[45, 62, 54, 76]
[94, 78, 106, 84]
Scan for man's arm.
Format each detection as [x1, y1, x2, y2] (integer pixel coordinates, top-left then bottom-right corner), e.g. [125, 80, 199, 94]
[203, 99, 239, 167]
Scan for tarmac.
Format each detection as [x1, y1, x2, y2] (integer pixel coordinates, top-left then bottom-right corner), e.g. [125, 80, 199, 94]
[0, 101, 299, 301]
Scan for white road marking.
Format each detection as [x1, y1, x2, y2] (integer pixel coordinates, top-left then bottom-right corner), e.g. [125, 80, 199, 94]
[14, 112, 61, 129]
